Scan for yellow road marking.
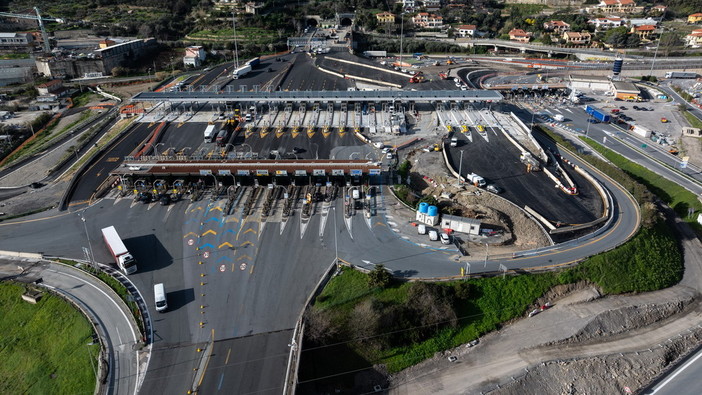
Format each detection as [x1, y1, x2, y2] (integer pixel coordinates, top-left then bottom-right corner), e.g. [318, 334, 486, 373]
[237, 255, 251, 261]
[240, 241, 253, 247]
[243, 228, 257, 235]
[202, 229, 217, 236]
[209, 206, 222, 212]
[183, 232, 197, 238]
[225, 216, 239, 223]
[219, 242, 233, 249]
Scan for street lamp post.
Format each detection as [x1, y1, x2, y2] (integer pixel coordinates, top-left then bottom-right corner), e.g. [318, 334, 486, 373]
[79, 211, 97, 271]
[458, 150, 464, 185]
[465, 262, 471, 277]
[311, 143, 319, 160]
[332, 206, 339, 269]
[484, 243, 488, 268]
[155, 143, 165, 155]
[399, 12, 405, 70]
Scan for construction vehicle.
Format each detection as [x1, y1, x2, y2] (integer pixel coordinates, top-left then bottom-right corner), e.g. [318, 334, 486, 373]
[446, 58, 455, 65]
[432, 143, 442, 151]
[409, 72, 425, 83]
[0, 8, 64, 53]
[668, 147, 679, 155]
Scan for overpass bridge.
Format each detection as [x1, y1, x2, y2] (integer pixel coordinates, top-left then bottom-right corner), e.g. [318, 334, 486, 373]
[457, 38, 643, 60]
[131, 89, 503, 104]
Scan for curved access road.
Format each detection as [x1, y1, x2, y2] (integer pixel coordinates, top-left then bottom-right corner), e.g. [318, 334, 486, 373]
[0, 256, 142, 395]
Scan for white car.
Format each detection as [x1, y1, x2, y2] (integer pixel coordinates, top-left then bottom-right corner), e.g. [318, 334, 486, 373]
[428, 230, 439, 241]
[417, 224, 427, 235]
[440, 232, 451, 245]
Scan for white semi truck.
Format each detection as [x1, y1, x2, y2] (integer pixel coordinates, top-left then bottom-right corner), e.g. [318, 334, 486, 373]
[232, 64, 252, 79]
[101, 226, 137, 274]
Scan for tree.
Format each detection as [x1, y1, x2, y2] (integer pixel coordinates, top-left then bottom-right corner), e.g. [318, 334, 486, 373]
[304, 307, 338, 344]
[367, 264, 392, 288]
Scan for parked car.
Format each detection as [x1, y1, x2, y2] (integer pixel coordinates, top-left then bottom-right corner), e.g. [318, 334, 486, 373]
[486, 184, 502, 194]
[661, 117, 669, 123]
[440, 232, 451, 245]
[448, 356, 458, 362]
[428, 230, 439, 241]
[417, 224, 427, 235]
[528, 309, 540, 318]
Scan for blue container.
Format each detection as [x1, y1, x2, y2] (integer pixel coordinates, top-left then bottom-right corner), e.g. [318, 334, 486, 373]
[427, 205, 438, 217]
[419, 202, 429, 214]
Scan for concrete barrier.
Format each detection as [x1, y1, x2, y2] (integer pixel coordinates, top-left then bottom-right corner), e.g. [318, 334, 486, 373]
[0, 250, 42, 259]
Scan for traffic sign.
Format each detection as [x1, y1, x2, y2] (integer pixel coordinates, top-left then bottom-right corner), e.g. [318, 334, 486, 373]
[203, 251, 210, 259]
[219, 264, 226, 272]
[239, 263, 247, 270]
[187, 239, 194, 246]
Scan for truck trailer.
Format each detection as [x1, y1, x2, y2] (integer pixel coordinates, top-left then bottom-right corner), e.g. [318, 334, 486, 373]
[363, 50, 387, 57]
[232, 64, 252, 79]
[245, 57, 260, 67]
[585, 105, 611, 123]
[101, 226, 137, 274]
[665, 72, 698, 79]
[631, 125, 652, 138]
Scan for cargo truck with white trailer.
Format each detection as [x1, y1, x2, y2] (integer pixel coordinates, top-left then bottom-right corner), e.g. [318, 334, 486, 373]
[631, 125, 652, 138]
[232, 64, 252, 79]
[101, 226, 137, 274]
[665, 72, 698, 79]
[363, 50, 387, 57]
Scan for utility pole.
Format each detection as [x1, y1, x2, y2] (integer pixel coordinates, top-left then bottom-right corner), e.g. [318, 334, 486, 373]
[232, 12, 239, 68]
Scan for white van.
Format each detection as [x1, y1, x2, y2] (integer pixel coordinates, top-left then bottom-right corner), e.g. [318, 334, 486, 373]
[154, 283, 167, 312]
[417, 224, 427, 235]
[352, 189, 360, 199]
[428, 230, 439, 241]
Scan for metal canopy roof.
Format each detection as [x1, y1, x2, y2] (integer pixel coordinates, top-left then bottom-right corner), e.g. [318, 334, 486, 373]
[131, 90, 503, 103]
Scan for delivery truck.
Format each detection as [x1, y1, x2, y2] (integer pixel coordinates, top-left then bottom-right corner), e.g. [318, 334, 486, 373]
[203, 124, 217, 143]
[466, 173, 486, 187]
[232, 64, 252, 79]
[665, 72, 698, 79]
[585, 105, 611, 123]
[101, 226, 137, 274]
[631, 125, 651, 138]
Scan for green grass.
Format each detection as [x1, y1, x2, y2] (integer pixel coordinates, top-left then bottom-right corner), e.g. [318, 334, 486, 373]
[0, 53, 30, 60]
[0, 282, 97, 395]
[583, 137, 702, 222]
[682, 110, 702, 129]
[308, 215, 683, 374]
[71, 92, 97, 108]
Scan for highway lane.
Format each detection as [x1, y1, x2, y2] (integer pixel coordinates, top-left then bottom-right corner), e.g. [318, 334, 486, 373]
[0, 258, 140, 395]
[533, 106, 702, 195]
[645, 347, 702, 395]
[69, 122, 156, 206]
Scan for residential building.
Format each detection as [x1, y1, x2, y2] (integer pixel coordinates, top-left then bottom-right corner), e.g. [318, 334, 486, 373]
[563, 31, 592, 45]
[632, 24, 656, 40]
[456, 24, 477, 38]
[597, 0, 637, 14]
[401, 0, 416, 11]
[0, 32, 34, 52]
[628, 18, 659, 27]
[183, 45, 206, 67]
[508, 29, 531, 43]
[412, 12, 444, 29]
[244, 2, 264, 14]
[36, 79, 63, 96]
[543, 20, 571, 33]
[424, 0, 442, 12]
[685, 29, 702, 47]
[650, 5, 667, 15]
[376, 12, 395, 24]
[688, 13, 702, 24]
[588, 17, 623, 30]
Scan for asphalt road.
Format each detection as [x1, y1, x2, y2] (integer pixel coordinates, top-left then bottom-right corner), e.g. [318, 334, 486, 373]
[444, 120, 600, 225]
[69, 122, 156, 206]
[0, 258, 140, 395]
[645, 347, 702, 395]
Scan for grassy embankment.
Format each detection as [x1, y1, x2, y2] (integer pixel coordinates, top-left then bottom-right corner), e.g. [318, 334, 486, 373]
[0, 282, 97, 394]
